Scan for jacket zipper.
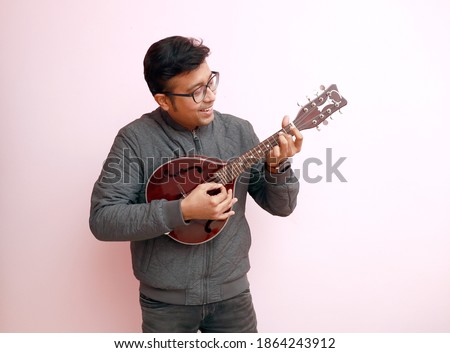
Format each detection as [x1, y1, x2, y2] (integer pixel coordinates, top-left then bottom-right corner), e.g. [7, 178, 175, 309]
[192, 129, 201, 154]
[202, 241, 213, 304]
[192, 129, 211, 304]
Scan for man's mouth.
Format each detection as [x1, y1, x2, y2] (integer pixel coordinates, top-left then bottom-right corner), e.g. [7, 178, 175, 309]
[199, 106, 213, 113]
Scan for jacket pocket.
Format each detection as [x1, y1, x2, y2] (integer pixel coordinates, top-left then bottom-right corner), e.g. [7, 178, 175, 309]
[139, 239, 155, 273]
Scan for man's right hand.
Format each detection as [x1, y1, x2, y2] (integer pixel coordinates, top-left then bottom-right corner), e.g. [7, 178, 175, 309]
[180, 183, 238, 221]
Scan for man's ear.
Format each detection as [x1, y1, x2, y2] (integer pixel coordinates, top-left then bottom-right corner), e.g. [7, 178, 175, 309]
[154, 94, 170, 111]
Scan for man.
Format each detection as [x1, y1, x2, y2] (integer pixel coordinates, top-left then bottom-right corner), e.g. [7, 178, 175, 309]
[89, 36, 303, 333]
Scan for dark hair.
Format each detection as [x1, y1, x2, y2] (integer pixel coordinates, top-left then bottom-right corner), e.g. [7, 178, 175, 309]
[143, 36, 210, 95]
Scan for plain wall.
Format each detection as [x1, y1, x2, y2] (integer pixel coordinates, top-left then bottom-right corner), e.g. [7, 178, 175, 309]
[1, 0, 449, 332]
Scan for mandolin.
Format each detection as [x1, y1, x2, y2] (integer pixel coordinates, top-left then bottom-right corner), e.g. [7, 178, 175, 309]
[146, 84, 347, 245]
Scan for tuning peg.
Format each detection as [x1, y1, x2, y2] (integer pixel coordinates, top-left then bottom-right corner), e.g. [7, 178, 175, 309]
[322, 119, 329, 126]
[319, 84, 325, 91]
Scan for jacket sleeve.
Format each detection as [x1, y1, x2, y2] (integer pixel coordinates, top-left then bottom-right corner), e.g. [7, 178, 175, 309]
[244, 122, 300, 217]
[89, 129, 188, 242]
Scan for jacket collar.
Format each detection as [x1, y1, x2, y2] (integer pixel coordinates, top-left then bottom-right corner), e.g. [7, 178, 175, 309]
[159, 107, 211, 136]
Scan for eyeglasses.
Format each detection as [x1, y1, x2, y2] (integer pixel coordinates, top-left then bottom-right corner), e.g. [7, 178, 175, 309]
[161, 71, 219, 103]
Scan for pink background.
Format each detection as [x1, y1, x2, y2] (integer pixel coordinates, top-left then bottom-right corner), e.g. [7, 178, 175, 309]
[1, 0, 449, 332]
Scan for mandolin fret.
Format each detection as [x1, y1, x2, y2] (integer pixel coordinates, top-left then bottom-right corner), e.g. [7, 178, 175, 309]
[215, 129, 289, 184]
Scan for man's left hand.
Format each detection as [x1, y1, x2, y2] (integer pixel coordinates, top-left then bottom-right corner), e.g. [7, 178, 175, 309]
[266, 115, 303, 172]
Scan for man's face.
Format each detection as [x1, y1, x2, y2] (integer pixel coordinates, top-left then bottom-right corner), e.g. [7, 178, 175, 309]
[156, 61, 216, 131]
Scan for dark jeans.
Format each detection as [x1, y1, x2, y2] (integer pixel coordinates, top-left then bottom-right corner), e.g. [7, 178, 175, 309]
[140, 289, 258, 333]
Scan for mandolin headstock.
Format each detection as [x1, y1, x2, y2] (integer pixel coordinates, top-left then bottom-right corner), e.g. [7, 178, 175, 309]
[293, 84, 347, 131]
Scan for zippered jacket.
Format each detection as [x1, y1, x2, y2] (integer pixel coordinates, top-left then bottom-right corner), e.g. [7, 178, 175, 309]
[89, 108, 299, 305]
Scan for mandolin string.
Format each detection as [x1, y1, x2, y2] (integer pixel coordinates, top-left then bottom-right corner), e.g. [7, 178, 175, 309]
[213, 126, 295, 184]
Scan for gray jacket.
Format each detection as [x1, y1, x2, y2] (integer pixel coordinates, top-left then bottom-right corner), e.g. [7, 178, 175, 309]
[89, 108, 299, 305]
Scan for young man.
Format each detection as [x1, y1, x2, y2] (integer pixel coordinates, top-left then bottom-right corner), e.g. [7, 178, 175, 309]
[89, 36, 303, 332]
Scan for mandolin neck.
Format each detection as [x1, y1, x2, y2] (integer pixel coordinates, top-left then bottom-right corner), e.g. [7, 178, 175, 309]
[214, 124, 296, 184]
[211, 84, 347, 185]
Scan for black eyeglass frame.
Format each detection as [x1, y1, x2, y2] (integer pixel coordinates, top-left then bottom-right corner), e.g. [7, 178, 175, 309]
[159, 71, 219, 103]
